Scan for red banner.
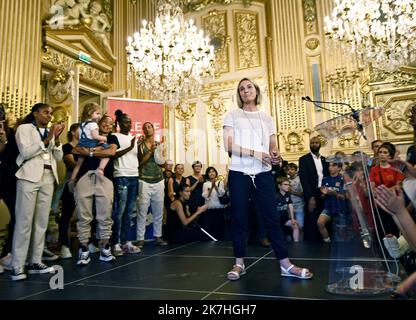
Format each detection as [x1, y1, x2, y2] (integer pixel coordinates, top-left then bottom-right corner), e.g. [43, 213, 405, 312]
[106, 98, 164, 140]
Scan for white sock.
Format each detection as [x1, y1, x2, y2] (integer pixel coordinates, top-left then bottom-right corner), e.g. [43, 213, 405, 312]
[323, 237, 331, 243]
[236, 258, 244, 267]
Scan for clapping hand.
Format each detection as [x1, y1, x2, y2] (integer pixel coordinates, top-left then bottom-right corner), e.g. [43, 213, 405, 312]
[374, 185, 406, 215]
[196, 204, 208, 215]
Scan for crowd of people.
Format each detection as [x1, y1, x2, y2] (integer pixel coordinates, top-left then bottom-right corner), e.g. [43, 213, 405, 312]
[0, 81, 415, 299]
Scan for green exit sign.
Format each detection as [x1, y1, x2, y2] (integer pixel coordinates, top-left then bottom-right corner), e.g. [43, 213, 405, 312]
[79, 52, 91, 64]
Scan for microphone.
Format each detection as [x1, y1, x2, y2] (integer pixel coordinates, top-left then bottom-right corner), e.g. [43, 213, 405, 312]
[303, 96, 367, 139]
[302, 96, 345, 116]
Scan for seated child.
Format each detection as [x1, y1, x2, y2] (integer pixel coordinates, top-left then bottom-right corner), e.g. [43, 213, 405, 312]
[276, 177, 299, 242]
[317, 162, 348, 243]
[69, 103, 109, 188]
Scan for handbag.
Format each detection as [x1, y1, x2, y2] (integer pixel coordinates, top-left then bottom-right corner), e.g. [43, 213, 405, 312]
[217, 181, 230, 205]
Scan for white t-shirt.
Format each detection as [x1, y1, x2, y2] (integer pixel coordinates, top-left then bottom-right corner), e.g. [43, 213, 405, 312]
[79, 121, 99, 140]
[223, 108, 276, 175]
[311, 152, 324, 188]
[113, 133, 139, 178]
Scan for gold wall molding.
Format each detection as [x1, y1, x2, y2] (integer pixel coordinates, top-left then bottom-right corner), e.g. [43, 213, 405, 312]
[44, 0, 116, 60]
[42, 46, 111, 90]
[47, 68, 74, 104]
[369, 69, 416, 88]
[372, 90, 416, 145]
[383, 99, 415, 136]
[325, 67, 364, 118]
[175, 102, 197, 152]
[337, 128, 360, 148]
[302, 0, 317, 35]
[202, 76, 263, 94]
[234, 10, 260, 70]
[306, 38, 319, 51]
[202, 9, 230, 77]
[278, 130, 309, 153]
[274, 76, 305, 108]
[206, 93, 228, 148]
[184, 0, 252, 13]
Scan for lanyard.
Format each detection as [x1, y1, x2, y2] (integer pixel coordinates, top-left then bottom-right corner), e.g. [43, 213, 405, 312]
[33, 122, 49, 141]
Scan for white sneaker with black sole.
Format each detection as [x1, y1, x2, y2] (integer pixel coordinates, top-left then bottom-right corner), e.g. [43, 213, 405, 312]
[99, 246, 116, 262]
[11, 267, 27, 281]
[26, 263, 55, 274]
[77, 248, 91, 266]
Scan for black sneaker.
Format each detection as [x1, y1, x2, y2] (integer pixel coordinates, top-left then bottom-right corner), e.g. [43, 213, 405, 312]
[26, 263, 55, 274]
[11, 267, 27, 281]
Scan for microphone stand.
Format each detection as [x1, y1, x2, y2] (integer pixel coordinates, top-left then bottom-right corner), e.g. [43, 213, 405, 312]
[302, 96, 367, 140]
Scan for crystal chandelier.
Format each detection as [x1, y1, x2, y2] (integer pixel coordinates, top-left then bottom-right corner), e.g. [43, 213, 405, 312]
[324, 0, 416, 72]
[126, 0, 215, 106]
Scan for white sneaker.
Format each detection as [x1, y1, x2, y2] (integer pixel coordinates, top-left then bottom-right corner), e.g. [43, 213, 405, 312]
[60, 246, 72, 259]
[112, 244, 124, 257]
[77, 248, 91, 266]
[122, 241, 141, 254]
[11, 267, 27, 281]
[88, 243, 100, 254]
[42, 248, 60, 261]
[0, 253, 12, 271]
[99, 246, 116, 262]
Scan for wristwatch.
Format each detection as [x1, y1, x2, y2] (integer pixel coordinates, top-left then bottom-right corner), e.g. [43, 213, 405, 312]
[250, 149, 254, 157]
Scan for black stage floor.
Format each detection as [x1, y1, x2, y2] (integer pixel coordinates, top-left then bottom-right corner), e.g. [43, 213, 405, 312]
[0, 241, 404, 300]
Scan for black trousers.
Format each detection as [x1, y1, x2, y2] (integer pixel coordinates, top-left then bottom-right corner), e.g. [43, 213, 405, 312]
[228, 170, 288, 260]
[59, 183, 76, 247]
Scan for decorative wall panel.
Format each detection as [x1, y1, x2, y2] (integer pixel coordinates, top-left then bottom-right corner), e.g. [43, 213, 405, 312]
[202, 10, 230, 76]
[234, 10, 260, 70]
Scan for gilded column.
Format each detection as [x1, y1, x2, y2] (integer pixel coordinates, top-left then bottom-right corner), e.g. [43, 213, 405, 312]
[112, 0, 156, 100]
[0, 0, 42, 119]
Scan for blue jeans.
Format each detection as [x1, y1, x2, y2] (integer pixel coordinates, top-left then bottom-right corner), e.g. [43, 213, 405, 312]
[111, 177, 139, 244]
[228, 170, 288, 260]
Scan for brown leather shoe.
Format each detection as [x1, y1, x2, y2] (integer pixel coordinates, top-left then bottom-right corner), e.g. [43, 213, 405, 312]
[260, 238, 271, 247]
[136, 240, 145, 248]
[156, 237, 168, 246]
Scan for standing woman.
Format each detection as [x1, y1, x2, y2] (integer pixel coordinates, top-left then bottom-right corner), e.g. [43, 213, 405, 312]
[58, 123, 80, 259]
[223, 78, 312, 280]
[369, 142, 405, 237]
[0, 103, 20, 271]
[11, 103, 65, 280]
[187, 160, 205, 214]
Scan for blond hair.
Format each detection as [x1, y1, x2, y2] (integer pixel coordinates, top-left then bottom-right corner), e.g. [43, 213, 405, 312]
[81, 102, 101, 121]
[236, 78, 262, 108]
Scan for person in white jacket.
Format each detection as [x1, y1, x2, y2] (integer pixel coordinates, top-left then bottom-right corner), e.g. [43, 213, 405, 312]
[11, 103, 64, 281]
